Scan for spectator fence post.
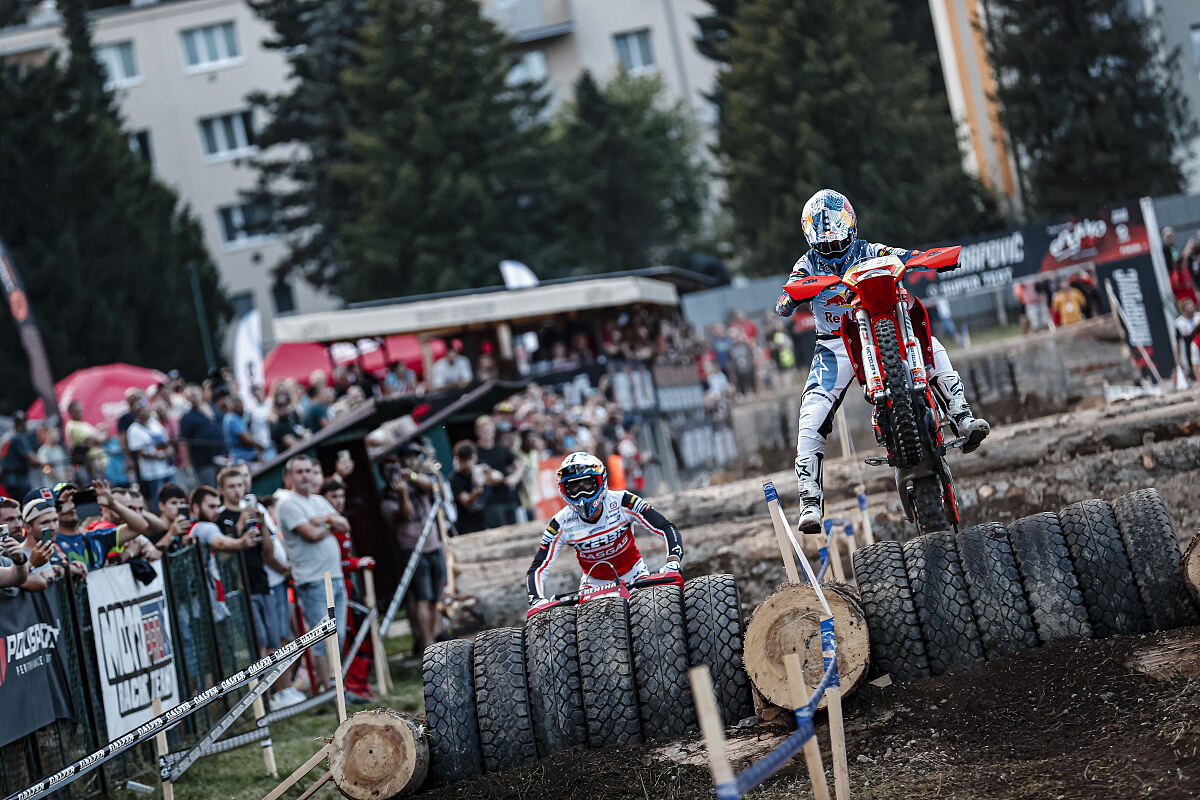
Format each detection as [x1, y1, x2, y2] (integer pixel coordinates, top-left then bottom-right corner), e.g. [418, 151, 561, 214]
[362, 570, 392, 693]
[152, 697, 174, 800]
[323, 571, 348, 723]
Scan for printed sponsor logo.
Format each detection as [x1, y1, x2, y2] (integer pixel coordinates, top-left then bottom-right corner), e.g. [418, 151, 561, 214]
[2, 621, 61, 686]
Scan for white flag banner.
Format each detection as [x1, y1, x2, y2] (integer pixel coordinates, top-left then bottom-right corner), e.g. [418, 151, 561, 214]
[233, 309, 264, 407]
[86, 561, 180, 740]
[499, 261, 540, 354]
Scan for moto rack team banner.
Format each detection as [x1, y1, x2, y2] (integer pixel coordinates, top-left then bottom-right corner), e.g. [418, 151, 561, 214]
[0, 589, 73, 747]
[86, 561, 180, 740]
[905, 201, 1152, 300]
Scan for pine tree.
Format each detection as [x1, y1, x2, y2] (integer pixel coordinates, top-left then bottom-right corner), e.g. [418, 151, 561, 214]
[336, 0, 553, 300]
[716, 0, 1002, 275]
[0, 0, 228, 409]
[544, 70, 706, 273]
[983, 0, 1195, 217]
[245, 0, 367, 290]
[695, 0, 736, 64]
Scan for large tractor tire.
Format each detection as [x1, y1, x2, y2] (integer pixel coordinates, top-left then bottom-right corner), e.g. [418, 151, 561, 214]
[629, 584, 695, 739]
[903, 531, 985, 675]
[422, 639, 483, 785]
[1059, 499, 1148, 637]
[472, 627, 537, 773]
[852, 540, 930, 682]
[1007, 513, 1092, 643]
[683, 574, 754, 725]
[524, 604, 587, 758]
[576, 596, 642, 748]
[1111, 489, 1199, 630]
[955, 522, 1038, 659]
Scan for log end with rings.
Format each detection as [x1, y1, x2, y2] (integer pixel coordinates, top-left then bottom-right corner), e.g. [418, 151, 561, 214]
[1185, 535, 1200, 604]
[743, 582, 870, 711]
[329, 709, 428, 799]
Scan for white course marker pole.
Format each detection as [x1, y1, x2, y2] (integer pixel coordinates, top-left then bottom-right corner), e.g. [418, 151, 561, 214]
[250, 680, 277, 777]
[784, 653, 830, 800]
[153, 697, 174, 800]
[323, 571, 348, 723]
[363, 569, 392, 693]
[689, 666, 735, 791]
[765, 482, 802, 583]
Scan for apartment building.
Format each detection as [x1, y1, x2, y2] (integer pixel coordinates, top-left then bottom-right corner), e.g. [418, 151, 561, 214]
[1138, 0, 1200, 193]
[0, 0, 338, 349]
[483, 0, 719, 127]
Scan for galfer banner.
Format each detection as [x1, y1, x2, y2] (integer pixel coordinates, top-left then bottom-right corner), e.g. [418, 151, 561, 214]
[86, 562, 179, 740]
[905, 201, 1152, 300]
[0, 590, 73, 747]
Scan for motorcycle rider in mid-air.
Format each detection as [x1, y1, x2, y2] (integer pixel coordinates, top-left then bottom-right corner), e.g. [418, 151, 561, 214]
[775, 189, 991, 534]
[525, 452, 683, 606]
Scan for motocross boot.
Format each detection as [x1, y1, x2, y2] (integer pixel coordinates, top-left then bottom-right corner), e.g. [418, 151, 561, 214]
[933, 371, 990, 454]
[795, 452, 824, 534]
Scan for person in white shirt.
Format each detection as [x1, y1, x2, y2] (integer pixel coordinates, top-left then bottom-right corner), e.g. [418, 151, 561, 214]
[125, 403, 175, 510]
[431, 348, 473, 390]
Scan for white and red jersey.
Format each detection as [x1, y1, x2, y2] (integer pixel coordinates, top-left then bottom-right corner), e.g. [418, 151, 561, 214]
[526, 490, 682, 600]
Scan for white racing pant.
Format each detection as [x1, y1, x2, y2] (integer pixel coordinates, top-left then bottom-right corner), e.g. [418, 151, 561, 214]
[579, 557, 649, 590]
[795, 334, 959, 497]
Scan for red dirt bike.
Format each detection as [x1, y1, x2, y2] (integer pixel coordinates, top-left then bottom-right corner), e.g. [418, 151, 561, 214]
[527, 562, 684, 620]
[782, 246, 966, 534]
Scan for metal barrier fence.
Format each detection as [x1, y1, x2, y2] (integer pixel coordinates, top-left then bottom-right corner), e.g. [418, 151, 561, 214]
[0, 544, 261, 798]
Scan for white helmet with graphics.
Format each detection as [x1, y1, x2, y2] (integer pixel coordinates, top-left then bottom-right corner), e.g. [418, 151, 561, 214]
[802, 189, 857, 262]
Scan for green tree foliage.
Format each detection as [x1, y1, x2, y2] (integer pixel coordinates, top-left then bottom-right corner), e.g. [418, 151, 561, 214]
[246, 0, 367, 290]
[983, 0, 1195, 217]
[543, 70, 707, 274]
[695, 0, 736, 64]
[0, 0, 227, 409]
[716, 0, 1001, 275]
[336, 0, 557, 301]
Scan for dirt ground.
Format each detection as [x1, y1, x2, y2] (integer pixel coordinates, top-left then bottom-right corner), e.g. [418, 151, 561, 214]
[418, 628, 1200, 799]
[431, 390, 1200, 799]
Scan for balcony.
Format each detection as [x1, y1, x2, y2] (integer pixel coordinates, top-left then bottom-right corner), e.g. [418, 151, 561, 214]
[487, 0, 574, 44]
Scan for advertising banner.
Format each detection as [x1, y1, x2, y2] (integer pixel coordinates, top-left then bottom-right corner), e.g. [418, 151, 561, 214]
[86, 561, 179, 740]
[905, 201, 1152, 301]
[0, 589, 73, 746]
[535, 456, 565, 520]
[1096, 255, 1177, 380]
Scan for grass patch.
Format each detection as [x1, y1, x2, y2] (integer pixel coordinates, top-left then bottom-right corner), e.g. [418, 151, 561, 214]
[170, 657, 424, 800]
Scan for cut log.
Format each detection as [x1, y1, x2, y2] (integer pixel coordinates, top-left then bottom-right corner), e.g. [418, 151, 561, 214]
[743, 582, 870, 711]
[330, 708, 429, 799]
[1185, 535, 1200, 605]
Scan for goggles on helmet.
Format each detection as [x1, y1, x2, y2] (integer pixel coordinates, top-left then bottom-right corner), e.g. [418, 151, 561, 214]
[561, 474, 600, 501]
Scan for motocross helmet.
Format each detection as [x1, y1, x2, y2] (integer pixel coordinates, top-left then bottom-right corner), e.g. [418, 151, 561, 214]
[557, 451, 607, 522]
[802, 189, 857, 263]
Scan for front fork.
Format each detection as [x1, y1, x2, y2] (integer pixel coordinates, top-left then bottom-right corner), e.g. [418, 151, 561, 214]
[896, 300, 927, 390]
[856, 309, 884, 402]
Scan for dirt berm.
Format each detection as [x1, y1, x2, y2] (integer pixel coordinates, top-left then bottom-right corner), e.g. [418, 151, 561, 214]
[448, 392, 1200, 631]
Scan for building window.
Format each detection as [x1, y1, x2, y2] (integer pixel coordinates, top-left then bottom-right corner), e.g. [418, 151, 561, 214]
[95, 41, 139, 88]
[231, 291, 255, 318]
[1192, 25, 1200, 70]
[614, 28, 654, 73]
[180, 21, 240, 70]
[271, 281, 296, 315]
[198, 111, 256, 159]
[507, 49, 548, 86]
[217, 202, 274, 246]
[129, 129, 152, 164]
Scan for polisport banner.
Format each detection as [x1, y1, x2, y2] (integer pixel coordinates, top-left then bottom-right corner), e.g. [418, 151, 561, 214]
[0, 588, 73, 747]
[905, 201, 1151, 300]
[86, 561, 180, 740]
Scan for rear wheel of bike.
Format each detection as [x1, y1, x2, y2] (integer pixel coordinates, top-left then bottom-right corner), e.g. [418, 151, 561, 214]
[910, 475, 951, 535]
[874, 317, 923, 468]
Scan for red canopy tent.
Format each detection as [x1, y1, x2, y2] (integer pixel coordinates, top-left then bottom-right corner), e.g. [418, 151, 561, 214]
[28, 363, 167, 434]
[263, 336, 446, 387]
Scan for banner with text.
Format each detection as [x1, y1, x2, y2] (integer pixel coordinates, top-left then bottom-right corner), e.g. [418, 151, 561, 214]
[87, 561, 180, 740]
[1095, 255, 1176, 379]
[0, 589, 73, 746]
[905, 201, 1152, 300]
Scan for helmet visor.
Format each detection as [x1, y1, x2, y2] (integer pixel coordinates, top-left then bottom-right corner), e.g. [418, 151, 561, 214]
[561, 475, 599, 500]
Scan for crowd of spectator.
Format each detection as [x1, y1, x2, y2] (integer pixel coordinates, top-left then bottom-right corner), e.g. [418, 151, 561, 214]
[1163, 228, 1200, 386]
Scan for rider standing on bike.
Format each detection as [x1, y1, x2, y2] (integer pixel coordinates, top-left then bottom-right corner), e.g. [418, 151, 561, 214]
[525, 452, 683, 605]
[775, 189, 991, 534]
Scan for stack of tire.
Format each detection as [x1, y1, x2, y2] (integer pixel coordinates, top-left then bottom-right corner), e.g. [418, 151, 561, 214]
[420, 574, 755, 786]
[852, 488, 1200, 682]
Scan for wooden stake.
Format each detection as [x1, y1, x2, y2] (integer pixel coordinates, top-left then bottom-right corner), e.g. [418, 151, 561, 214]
[784, 653, 830, 800]
[153, 697, 174, 800]
[262, 745, 330, 800]
[324, 571, 348, 723]
[363, 570, 392, 693]
[689, 666, 735, 789]
[436, 503, 457, 597]
[855, 485, 875, 547]
[294, 770, 331, 800]
[827, 529, 846, 582]
[765, 484, 801, 583]
[250, 680, 278, 777]
[826, 682, 851, 800]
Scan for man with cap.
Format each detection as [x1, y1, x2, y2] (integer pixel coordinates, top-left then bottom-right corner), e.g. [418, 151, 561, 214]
[16, 488, 87, 590]
[49, 481, 149, 570]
